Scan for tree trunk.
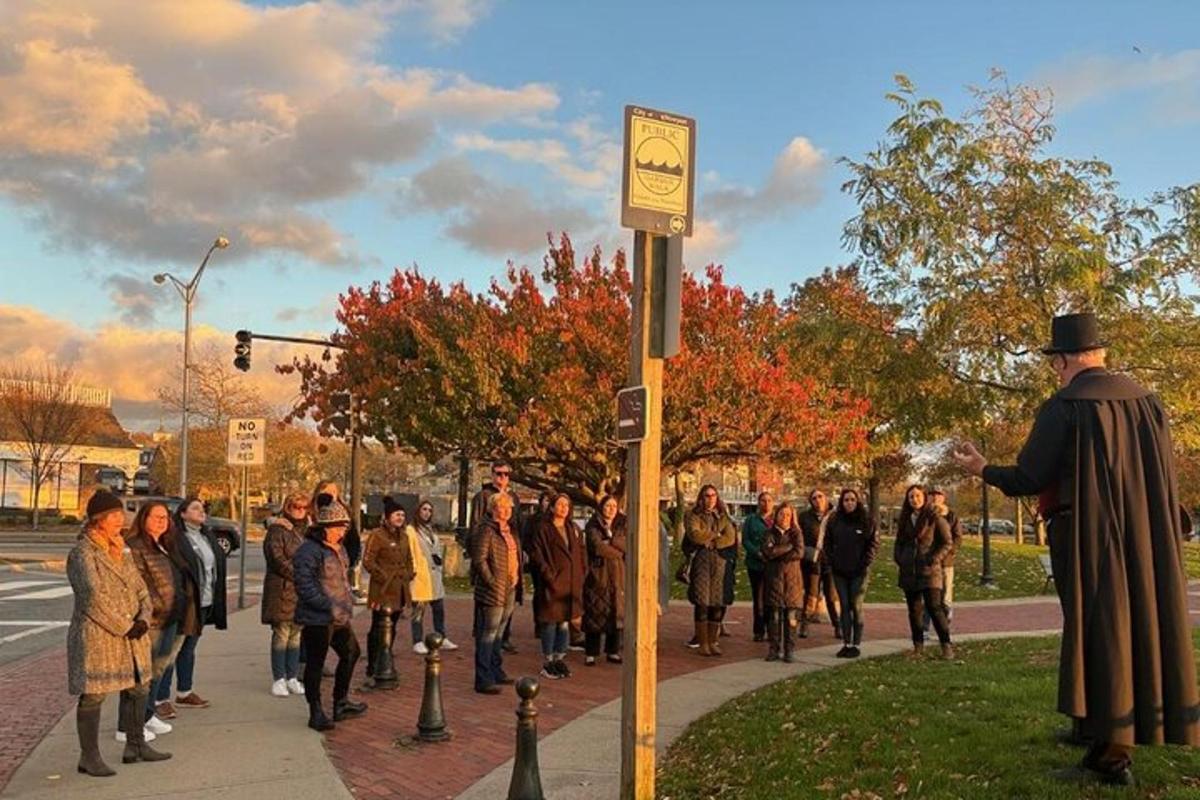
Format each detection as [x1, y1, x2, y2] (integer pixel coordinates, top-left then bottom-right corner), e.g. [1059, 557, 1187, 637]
[672, 471, 685, 539]
[31, 476, 41, 530]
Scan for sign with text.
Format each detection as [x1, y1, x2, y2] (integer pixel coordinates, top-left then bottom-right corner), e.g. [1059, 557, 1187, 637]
[616, 385, 649, 444]
[226, 417, 266, 466]
[621, 105, 696, 237]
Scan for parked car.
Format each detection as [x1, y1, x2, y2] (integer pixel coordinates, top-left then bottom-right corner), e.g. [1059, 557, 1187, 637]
[120, 495, 242, 555]
[95, 467, 128, 494]
[964, 518, 1015, 536]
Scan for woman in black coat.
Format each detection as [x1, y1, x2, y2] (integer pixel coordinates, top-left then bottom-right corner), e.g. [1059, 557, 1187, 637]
[582, 495, 626, 666]
[528, 493, 586, 679]
[156, 497, 227, 712]
[822, 488, 879, 658]
[893, 484, 953, 658]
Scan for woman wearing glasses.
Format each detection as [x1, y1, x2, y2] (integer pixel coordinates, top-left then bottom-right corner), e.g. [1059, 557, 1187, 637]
[683, 485, 738, 657]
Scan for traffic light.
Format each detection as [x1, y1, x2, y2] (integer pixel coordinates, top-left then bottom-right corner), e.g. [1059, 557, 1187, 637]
[328, 392, 352, 437]
[234, 330, 252, 372]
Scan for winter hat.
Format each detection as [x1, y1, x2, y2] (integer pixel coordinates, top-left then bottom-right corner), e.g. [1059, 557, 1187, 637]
[312, 492, 351, 528]
[86, 491, 124, 519]
[382, 495, 404, 518]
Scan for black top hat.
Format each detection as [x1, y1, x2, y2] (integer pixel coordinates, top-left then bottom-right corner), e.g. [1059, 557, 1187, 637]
[1041, 312, 1107, 355]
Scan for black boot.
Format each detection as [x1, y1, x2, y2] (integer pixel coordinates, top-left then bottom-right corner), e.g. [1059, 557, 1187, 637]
[764, 611, 780, 662]
[121, 692, 171, 764]
[782, 611, 796, 663]
[308, 701, 335, 731]
[333, 697, 368, 721]
[76, 703, 116, 777]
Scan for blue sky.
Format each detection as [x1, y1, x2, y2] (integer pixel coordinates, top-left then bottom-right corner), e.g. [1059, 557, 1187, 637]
[2, 0, 1198, 425]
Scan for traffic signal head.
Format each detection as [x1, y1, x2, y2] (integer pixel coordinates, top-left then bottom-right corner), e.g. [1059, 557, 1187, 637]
[234, 330, 252, 372]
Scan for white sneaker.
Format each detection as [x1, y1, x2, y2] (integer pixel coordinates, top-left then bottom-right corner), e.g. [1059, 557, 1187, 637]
[441, 638, 459, 651]
[286, 678, 305, 695]
[412, 641, 428, 655]
[114, 727, 157, 743]
[145, 715, 172, 735]
[271, 678, 289, 697]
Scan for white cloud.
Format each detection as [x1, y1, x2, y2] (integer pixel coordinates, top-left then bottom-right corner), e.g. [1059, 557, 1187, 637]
[705, 137, 826, 225]
[453, 115, 621, 192]
[1036, 49, 1200, 112]
[401, 157, 598, 257]
[0, 303, 315, 430]
[0, 0, 559, 268]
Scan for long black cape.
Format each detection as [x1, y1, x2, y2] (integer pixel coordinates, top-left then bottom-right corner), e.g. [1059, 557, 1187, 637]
[986, 369, 1199, 746]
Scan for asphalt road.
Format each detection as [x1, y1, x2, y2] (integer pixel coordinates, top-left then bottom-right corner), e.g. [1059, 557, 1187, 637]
[0, 544, 267, 668]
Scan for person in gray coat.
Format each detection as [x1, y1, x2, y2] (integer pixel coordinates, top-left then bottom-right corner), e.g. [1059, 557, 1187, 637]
[68, 491, 171, 777]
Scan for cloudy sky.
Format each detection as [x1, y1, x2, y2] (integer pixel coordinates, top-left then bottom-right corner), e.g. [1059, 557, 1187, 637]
[3, 0, 1199, 430]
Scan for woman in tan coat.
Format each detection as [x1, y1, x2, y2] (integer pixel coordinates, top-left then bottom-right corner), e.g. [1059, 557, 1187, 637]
[362, 497, 414, 686]
[68, 491, 170, 777]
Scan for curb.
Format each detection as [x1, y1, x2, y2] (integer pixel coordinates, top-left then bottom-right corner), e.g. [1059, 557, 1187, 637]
[0, 559, 66, 574]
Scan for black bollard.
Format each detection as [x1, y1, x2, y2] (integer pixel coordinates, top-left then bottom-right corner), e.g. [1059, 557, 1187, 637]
[506, 677, 544, 800]
[416, 632, 450, 742]
[373, 614, 399, 690]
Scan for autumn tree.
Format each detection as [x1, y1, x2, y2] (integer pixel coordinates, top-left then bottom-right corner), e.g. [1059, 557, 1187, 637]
[841, 73, 1200, 517]
[0, 363, 93, 528]
[282, 235, 870, 509]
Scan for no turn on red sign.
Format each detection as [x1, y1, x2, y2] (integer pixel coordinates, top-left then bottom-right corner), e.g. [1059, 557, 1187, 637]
[226, 417, 267, 466]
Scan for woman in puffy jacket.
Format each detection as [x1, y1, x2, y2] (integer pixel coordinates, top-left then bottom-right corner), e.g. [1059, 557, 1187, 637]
[761, 503, 804, 663]
[684, 485, 738, 657]
[822, 488, 879, 658]
[893, 484, 954, 659]
[582, 495, 626, 666]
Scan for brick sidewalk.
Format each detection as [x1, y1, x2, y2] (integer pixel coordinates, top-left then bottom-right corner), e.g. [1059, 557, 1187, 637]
[325, 596, 1067, 800]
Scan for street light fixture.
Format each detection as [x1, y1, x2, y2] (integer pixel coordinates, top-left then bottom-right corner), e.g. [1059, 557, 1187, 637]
[155, 236, 230, 497]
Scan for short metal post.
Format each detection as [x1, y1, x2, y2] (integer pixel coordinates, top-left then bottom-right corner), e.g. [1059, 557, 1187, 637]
[416, 632, 449, 742]
[372, 613, 399, 690]
[507, 677, 544, 800]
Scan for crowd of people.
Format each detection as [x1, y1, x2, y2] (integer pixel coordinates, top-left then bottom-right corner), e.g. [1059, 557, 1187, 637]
[457, 458, 970, 694]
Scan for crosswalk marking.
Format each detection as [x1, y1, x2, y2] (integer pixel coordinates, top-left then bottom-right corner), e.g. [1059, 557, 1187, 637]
[0, 581, 59, 593]
[0, 621, 68, 646]
[1, 586, 74, 601]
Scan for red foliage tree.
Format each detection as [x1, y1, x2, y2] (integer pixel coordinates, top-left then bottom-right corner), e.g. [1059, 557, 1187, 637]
[282, 235, 870, 507]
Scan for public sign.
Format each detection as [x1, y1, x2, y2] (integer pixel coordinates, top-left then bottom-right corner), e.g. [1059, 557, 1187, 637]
[226, 417, 266, 466]
[616, 385, 649, 443]
[621, 105, 696, 237]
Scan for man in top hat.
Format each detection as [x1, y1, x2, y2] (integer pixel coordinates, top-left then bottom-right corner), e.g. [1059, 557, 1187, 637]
[953, 312, 1199, 786]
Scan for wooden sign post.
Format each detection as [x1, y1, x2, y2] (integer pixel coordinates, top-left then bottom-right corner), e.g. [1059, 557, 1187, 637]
[619, 105, 694, 800]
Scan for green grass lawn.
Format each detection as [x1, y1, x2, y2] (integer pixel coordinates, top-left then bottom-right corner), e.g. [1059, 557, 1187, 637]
[667, 537, 1200, 605]
[657, 631, 1200, 800]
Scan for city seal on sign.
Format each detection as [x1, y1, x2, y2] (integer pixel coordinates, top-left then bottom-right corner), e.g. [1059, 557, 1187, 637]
[669, 215, 686, 234]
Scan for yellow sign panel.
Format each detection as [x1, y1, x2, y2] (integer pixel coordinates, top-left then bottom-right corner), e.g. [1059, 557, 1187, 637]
[621, 106, 695, 236]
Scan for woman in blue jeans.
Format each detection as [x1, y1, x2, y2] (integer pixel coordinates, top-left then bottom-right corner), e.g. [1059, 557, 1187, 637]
[469, 493, 523, 694]
[121, 501, 190, 742]
[820, 489, 879, 658]
[528, 494, 586, 679]
[155, 498, 227, 715]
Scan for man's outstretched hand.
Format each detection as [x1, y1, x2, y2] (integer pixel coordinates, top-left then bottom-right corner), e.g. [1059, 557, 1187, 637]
[951, 442, 987, 477]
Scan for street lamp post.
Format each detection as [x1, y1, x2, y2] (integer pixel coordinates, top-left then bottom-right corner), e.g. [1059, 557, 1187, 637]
[155, 236, 230, 497]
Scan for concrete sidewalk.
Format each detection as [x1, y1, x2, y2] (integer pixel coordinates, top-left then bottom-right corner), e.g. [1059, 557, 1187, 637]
[457, 629, 1062, 800]
[1, 604, 351, 800]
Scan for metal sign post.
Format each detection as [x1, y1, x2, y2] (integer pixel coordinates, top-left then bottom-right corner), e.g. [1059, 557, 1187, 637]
[227, 417, 266, 610]
[619, 104, 694, 800]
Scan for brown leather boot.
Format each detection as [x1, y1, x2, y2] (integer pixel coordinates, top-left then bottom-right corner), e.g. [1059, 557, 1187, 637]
[707, 622, 723, 656]
[120, 692, 172, 764]
[906, 643, 925, 659]
[76, 703, 116, 777]
[941, 642, 955, 661]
